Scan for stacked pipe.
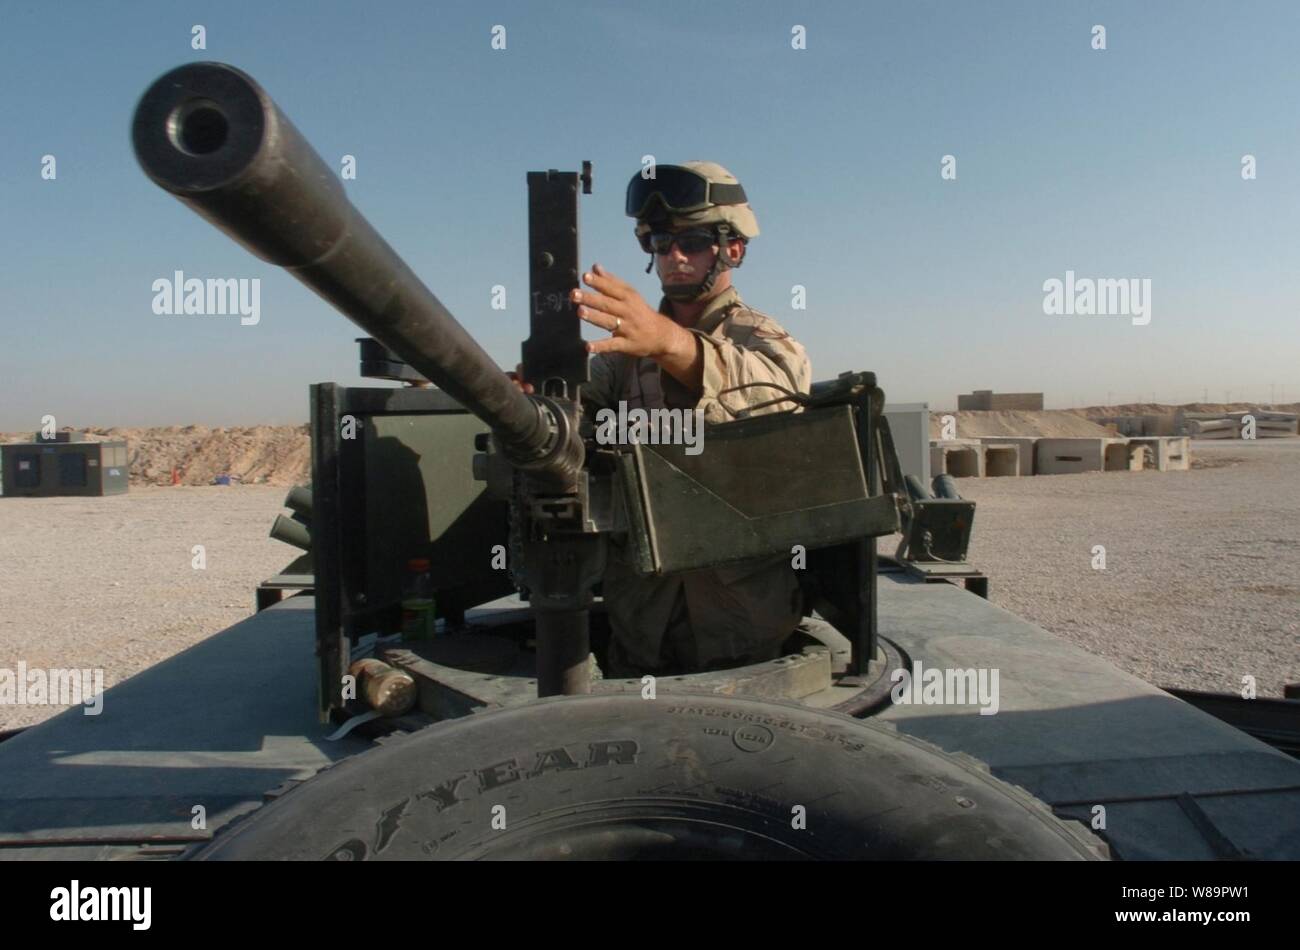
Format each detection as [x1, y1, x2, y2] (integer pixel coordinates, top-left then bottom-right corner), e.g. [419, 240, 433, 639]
[1178, 410, 1299, 439]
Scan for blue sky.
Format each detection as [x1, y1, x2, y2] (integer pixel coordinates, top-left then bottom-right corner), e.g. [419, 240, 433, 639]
[2, 0, 1298, 429]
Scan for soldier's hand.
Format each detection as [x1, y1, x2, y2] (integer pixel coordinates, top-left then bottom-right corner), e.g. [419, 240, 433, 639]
[505, 362, 534, 394]
[573, 264, 693, 361]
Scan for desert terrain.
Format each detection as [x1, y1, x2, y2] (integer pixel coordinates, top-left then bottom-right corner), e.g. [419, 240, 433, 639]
[1, 416, 1296, 729]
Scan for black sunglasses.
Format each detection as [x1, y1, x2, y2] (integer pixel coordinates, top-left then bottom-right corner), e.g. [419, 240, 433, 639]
[638, 229, 718, 256]
[625, 165, 747, 219]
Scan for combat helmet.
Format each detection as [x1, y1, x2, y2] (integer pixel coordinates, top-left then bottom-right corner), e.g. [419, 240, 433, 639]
[625, 161, 759, 301]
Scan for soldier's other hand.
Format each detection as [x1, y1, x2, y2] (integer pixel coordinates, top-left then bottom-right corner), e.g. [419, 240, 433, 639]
[574, 263, 690, 360]
[506, 363, 534, 394]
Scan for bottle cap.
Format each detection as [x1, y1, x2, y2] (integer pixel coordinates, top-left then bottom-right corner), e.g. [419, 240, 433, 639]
[407, 558, 431, 572]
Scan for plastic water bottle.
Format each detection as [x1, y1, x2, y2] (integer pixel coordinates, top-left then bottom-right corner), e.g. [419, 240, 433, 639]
[401, 558, 436, 640]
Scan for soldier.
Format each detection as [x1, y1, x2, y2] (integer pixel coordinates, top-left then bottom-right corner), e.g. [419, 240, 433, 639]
[514, 161, 812, 676]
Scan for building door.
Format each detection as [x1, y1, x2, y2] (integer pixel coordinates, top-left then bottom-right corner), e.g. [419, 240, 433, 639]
[58, 453, 87, 487]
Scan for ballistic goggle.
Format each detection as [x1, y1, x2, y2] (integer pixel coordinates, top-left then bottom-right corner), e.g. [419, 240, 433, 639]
[637, 228, 720, 256]
[625, 165, 748, 219]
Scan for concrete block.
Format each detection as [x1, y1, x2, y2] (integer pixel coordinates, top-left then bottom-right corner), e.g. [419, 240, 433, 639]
[1104, 441, 1142, 472]
[930, 439, 983, 478]
[1165, 437, 1191, 468]
[983, 444, 1021, 476]
[1034, 438, 1121, 475]
[1128, 437, 1190, 471]
[978, 436, 1037, 476]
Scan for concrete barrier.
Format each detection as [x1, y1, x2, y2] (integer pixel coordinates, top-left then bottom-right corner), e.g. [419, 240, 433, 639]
[1035, 438, 1125, 475]
[983, 443, 1022, 477]
[1104, 441, 1143, 472]
[1128, 437, 1190, 471]
[978, 436, 1037, 476]
[930, 439, 983, 478]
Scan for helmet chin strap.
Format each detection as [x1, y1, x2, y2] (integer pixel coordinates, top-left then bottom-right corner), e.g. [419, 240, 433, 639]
[658, 225, 739, 302]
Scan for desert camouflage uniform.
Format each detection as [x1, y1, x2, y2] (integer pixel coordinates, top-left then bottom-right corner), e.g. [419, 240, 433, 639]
[583, 285, 812, 675]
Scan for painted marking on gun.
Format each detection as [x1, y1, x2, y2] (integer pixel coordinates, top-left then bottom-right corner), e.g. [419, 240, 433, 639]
[532, 291, 572, 316]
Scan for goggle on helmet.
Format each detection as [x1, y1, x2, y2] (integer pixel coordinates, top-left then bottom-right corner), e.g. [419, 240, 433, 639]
[625, 164, 749, 220]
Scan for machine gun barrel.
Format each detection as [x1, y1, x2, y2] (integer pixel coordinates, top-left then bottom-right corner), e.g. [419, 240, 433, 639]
[132, 62, 573, 474]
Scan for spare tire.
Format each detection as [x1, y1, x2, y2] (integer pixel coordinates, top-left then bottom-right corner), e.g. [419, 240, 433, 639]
[194, 694, 1107, 860]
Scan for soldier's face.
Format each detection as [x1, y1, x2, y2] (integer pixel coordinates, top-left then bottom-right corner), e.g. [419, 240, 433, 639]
[655, 235, 743, 286]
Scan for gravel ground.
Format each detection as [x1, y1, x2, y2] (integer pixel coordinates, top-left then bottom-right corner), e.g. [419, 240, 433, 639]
[0, 486, 291, 729]
[2, 441, 1296, 729]
[952, 439, 1299, 698]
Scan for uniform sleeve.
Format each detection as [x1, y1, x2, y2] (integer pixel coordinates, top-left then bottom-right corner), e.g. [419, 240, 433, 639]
[582, 352, 620, 413]
[681, 316, 812, 424]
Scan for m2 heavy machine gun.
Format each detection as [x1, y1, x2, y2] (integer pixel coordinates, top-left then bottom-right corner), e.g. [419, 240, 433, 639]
[115, 62, 1149, 860]
[132, 62, 913, 711]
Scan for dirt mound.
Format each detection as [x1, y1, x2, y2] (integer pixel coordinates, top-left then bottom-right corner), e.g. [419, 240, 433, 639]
[1071, 401, 1300, 420]
[929, 411, 1113, 439]
[0, 425, 311, 486]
